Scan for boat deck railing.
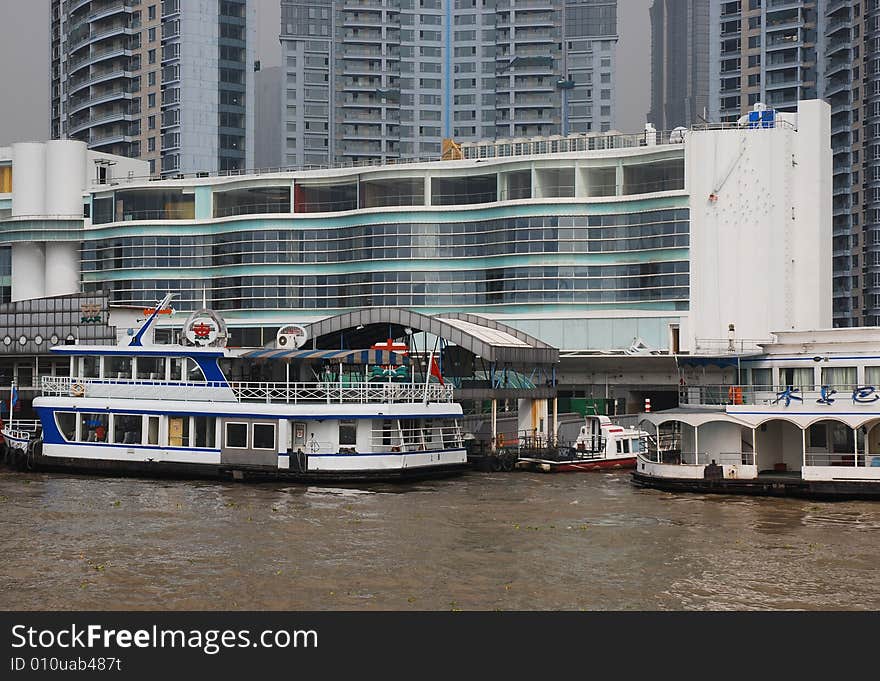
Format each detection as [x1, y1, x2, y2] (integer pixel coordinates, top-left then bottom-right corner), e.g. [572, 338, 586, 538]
[679, 384, 876, 408]
[640, 450, 755, 466]
[229, 381, 454, 404]
[804, 453, 880, 467]
[1, 419, 41, 440]
[41, 376, 456, 404]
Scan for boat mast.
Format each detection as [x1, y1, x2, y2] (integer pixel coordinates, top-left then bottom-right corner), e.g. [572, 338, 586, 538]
[128, 292, 177, 347]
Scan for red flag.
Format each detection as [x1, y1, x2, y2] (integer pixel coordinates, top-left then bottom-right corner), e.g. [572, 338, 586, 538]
[429, 355, 444, 385]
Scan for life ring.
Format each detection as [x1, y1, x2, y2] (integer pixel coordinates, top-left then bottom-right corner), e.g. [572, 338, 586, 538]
[70, 383, 85, 397]
[496, 433, 505, 447]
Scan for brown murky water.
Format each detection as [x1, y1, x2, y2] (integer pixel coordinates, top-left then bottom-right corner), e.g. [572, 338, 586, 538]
[2, 468, 880, 611]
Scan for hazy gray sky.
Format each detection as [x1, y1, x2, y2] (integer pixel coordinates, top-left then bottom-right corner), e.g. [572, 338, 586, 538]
[0, 0, 651, 146]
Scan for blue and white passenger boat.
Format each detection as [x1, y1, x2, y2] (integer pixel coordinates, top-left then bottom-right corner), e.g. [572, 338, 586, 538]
[633, 329, 880, 499]
[24, 295, 468, 482]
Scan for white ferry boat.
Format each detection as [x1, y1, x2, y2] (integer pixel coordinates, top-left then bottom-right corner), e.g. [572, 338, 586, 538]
[633, 329, 880, 499]
[20, 298, 468, 482]
[516, 415, 647, 473]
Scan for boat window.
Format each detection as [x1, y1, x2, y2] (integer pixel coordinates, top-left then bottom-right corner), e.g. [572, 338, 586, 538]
[618, 439, 630, 454]
[136, 356, 165, 380]
[252, 423, 276, 451]
[225, 422, 248, 449]
[169, 416, 190, 447]
[339, 419, 357, 447]
[193, 416, 216, 448]
[821, 366, 856, 389]
[81, 356, 100, 379]
[749, 368, 771, 388]
[55, 412, 77, 442]
[146, 416, 160, 445]
[112, 413, 143, 445]
[170, 357, 206, 383]
[780, 367, 814, 391]
[106, 356, 132, 380]
[80, 413, 109, 442]
[866, 367, 880, 387]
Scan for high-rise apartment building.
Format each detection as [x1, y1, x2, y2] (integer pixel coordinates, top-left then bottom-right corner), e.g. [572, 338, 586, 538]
[279, 0, 619, 167]
[709, 0, 822, 123]
[707, 1, 858, 322]
[648, 0, 710, 130]
[51, 0, 255, 176]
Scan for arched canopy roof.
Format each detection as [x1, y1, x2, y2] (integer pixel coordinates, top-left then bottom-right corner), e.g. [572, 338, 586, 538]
[306, 308, 558, 365]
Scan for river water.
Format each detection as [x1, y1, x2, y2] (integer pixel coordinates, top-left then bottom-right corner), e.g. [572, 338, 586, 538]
[2, 468, 880, 611]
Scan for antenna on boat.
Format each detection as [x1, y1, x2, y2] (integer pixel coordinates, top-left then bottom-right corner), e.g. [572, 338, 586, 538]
[129, 292, 177, 347]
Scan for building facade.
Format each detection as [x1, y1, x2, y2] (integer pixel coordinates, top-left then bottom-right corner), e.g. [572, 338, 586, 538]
[648, 0, 710, 130]
[1, 100, 830, 345]
[279, 0, 619, 167]
[50, 0, 255, 176]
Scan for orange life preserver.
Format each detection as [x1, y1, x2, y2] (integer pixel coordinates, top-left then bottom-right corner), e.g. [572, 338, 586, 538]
[496, 433, 505, 447]
[728, 385, 743, 405]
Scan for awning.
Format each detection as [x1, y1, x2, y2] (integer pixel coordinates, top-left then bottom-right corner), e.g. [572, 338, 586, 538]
[238, 348, 409, 365]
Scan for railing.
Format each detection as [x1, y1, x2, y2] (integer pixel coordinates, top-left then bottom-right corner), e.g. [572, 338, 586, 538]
[640, 450, 754, 466]
[679, 384, 880, 408]
[805, 453, 880, 467]
[2, 419, 41, 434]
[230, 381, 454, 404]
[90, 121, 794, 188]
[42, 376, 455, 404]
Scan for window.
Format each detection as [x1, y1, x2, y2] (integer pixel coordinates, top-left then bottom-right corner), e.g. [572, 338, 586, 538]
[225, 422, 248, 449]
[136, 356, 164, 379]
[148, 93, 156, 108]
[821, 367, 857, 388]
[148, 27, 156, 41]
[148, 71, 156, 86]
[106, 356, 132, 379]
[779, 367, 813, 391]
[146, 416, 160, 445]
[55, 412, 77, 442]
[252, 423, 276, 450]
[339, 419, 357, 446]
[81, 356, 99, 378]
[148, 4, 156, 20]
[148, 115, 156, 130]
[113, 413, 143, 445]
[193, 417, 216, 448]
[81, 413, 109, 442]
[750, 368, 771, 387]
[148, 49, 156, 64]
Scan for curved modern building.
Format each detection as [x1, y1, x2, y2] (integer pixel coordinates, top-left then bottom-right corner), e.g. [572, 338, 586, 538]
[2, 101, 831, 371]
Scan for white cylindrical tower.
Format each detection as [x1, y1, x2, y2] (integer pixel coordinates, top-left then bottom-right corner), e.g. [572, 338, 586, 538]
[44, 242, 81, 298]
[10, 142, 46, 216]
[11, 242, 46, 301]
[44, 140, 87, 216]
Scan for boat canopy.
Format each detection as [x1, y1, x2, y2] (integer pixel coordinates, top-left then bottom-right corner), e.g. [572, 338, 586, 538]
[237, 348, 410, 365]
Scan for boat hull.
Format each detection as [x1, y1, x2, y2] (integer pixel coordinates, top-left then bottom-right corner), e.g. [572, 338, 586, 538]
[15, 447, 470, 483]
[631, 470, 880, 501]
[517, 455, 636, 473]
